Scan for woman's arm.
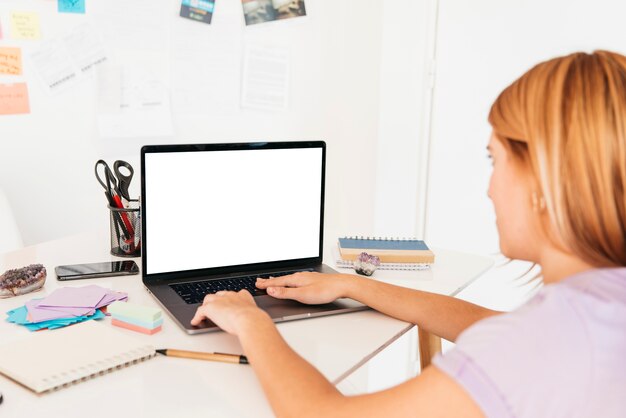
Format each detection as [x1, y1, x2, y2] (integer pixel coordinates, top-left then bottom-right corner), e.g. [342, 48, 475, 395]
[191, 291, 484, 418]
[257, 273, 499, 342]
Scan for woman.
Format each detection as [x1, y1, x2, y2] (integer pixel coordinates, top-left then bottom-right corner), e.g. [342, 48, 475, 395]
[191, 51, 626, 417]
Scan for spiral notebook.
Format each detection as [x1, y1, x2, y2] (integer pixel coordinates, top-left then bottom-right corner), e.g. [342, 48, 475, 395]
[333, 247, 431, 271]
[337, 236, 435, 264]
[0, 320, 155, 394]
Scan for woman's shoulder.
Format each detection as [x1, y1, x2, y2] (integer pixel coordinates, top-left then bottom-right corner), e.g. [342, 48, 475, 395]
[458, 266, 626, 352]
[434, 267, 626, 418]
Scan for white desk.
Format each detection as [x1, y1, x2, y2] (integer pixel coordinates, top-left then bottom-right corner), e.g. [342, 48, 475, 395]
[0, 232, 492, 418]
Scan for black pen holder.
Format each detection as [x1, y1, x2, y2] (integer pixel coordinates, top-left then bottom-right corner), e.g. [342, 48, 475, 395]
[108, 200, 141, 257]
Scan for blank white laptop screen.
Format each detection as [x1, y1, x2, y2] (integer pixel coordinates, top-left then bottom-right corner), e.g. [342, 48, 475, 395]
[144, 147, 323, 275]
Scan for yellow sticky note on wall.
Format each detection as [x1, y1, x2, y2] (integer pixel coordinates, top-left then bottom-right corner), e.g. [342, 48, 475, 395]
[0, 83, 31, 115]
[10, 12, 41, 40]
[0, 47, 23, 75]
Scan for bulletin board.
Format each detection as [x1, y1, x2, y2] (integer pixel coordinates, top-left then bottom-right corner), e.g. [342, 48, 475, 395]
[0, 0, 385, 245]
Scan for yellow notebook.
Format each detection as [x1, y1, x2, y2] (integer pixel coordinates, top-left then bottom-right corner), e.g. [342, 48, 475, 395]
[0, 321, 155, 394]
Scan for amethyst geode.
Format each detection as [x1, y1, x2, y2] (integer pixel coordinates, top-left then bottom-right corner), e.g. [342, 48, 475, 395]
[0, 264, 46, 298]
[353, 252, 380, 276]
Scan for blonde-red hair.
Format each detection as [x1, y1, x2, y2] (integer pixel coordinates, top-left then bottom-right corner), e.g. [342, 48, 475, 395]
[489, 51, 626, 267]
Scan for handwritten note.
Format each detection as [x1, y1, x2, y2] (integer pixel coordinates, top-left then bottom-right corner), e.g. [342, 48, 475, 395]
[58, 0, 86, 14]
[0, 83, 30, 115]
[0, 47, 22, 75]
[10, 12, 41, 40]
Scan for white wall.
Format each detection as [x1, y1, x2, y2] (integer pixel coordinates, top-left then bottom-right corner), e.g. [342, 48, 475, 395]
[373, 0, 437, 239]
[0, 0, 390, 246]
[425, 0, 626, 255]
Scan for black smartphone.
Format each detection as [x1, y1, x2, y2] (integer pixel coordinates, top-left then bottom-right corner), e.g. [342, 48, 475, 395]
[55, 261, 139, 281]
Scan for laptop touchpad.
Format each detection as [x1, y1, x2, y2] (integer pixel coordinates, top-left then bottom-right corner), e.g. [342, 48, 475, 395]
[255, 295, 347, 318]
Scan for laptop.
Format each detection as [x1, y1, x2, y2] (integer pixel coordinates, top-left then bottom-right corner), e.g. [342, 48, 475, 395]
[141, 141, 367, 334]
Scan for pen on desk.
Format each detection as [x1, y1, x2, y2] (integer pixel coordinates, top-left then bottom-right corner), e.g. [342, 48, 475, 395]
[156, 348, 249, 365]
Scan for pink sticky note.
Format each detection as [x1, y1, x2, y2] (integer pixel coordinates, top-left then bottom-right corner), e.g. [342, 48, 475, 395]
[112, 319, 162, 335]
[0, 83, 30, 115]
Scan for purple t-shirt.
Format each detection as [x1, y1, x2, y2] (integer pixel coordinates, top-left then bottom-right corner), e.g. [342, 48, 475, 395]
[433, 267, 626, 418]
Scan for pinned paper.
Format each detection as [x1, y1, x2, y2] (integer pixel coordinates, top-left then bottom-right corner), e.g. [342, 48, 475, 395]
[30, 25, 107, 95]
[242, 0, 306, 26]
[31, 40, 78, 94]
[241, 45, 290, 111]
[10, 12, 41, 40]
[63, 23, 107, 74]
[0, 47, 22, 75]
[180, 0, 215, 24]
[58, 0, 86, 14]
[97, 65, 174, 138]
[0, 83, 30, 115]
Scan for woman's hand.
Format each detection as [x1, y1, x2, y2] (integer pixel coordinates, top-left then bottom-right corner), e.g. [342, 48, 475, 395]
[256, 272, 358, 305]
[190, 290, 269, 335]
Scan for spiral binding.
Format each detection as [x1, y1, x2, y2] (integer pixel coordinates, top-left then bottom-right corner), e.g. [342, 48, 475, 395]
[43, 347, 156, 393]
[341, 236, 420, 241]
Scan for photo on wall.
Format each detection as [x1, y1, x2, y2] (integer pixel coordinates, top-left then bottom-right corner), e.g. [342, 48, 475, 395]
[241, 0, 306, 26]
[180, 0, 216, 24]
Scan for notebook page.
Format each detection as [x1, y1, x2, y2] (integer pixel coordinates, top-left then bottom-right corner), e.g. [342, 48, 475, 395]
[0, 320, 155, 393]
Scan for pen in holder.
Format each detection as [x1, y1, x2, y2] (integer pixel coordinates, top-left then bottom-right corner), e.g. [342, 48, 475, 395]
[108, 200, 141, 257]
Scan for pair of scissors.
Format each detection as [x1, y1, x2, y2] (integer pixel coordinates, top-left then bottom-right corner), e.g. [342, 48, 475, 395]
[95, 160, 135, 239]
[95, 160, 134, 203]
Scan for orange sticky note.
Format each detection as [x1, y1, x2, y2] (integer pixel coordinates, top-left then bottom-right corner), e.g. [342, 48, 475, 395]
[0, 47, 23, 75]
[0, 83, 30, 115]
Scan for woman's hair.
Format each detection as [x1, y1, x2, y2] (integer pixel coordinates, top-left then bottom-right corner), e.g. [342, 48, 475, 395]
[488, 50, 626, 267]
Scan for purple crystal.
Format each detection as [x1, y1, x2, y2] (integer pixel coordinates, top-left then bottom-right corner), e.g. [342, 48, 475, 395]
[353, 252, 380, 276]
[0, 264, 46, 298]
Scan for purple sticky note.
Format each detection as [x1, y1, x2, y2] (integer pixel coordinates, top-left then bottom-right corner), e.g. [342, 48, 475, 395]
[97, 290, 128, 308]
[38, 285, 108, 308]
[25, 299, 93, 322]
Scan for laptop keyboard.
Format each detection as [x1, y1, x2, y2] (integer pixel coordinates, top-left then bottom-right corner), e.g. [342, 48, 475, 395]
[170, 270, 313, 305]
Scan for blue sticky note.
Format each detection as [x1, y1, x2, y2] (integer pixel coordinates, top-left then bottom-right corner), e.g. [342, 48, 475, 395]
[58, 0, 86, 14]
[6, 305, 29, 324]
[6, 305, 105, 331]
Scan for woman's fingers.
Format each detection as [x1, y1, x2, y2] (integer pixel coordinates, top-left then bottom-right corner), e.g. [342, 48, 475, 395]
[256, 271, 323, 289]
[266, 286, 303, 301]
[190, 305, 209, 326]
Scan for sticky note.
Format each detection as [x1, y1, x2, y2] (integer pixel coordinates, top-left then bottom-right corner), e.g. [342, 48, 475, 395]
[0, 47, 22, 75]
[10, 12, 41, 40]
[112, 319, 162, 335]
[58, 0, 86, 14]
[107, 301, 162, 323]
[0, 83, 30, 115]
[111, 313, 164, 330]
[0, 18, 4, 40]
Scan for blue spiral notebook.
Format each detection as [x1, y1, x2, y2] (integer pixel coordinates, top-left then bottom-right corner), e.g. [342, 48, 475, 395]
[338, 237, 435, 263]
